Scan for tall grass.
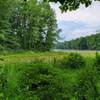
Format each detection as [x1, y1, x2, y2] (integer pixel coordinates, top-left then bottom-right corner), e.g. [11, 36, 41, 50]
[0, 51, 100, 99]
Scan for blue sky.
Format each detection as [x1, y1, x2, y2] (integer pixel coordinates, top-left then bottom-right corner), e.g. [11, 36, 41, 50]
[50, 1, 100, 41]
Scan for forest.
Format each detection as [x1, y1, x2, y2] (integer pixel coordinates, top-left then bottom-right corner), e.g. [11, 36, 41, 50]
[56, 33, 100, 50]
[0, 0, 58, 51]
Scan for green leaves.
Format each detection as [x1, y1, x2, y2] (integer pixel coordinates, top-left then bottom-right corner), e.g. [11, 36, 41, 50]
[0, 0, 57, 51]
[47, 0, 99, 12]
[56, 33, 100, 50]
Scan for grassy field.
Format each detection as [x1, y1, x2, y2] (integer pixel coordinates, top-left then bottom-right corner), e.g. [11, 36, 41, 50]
[0, 50, 98, 64]
[0, 51, 100, 100]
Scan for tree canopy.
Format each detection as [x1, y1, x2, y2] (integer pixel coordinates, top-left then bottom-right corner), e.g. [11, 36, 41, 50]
[0, 0, 58, 51]
[47, 0, 100, 12]
[55, 33, 100, 50]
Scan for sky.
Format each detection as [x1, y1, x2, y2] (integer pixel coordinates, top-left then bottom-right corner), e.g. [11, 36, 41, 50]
[50, 1, 100, 41]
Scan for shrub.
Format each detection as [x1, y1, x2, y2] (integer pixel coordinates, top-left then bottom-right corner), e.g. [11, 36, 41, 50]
[63, 53, 85, 69]
[0, 67, 7, 99]
[74, 68, 99, 100]
[95, 52, 100, 70]
[19, 63, 72, 100]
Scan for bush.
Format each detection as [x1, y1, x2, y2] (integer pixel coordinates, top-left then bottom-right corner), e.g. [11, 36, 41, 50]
[63, 53, 85, 69]
[95, 52, 100, 70]
[0, 67, 7, 99]
[74, 68, 99, 100]
[19, 63, 72, 100]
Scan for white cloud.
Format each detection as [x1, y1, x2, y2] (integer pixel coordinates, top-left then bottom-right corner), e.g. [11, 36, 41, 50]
[50, 1, 100, 40]
[50, 1, 100, 25]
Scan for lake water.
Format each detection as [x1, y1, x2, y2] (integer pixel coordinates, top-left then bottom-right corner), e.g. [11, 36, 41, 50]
[53, 49, 100, 53]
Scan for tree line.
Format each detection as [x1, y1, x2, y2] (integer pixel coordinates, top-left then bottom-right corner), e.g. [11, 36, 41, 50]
[56, 33, 100, 50]
[0, 0, 58, 51]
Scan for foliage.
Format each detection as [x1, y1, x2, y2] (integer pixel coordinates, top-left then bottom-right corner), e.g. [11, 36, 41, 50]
[95, 52, 100, 71]
[56, 33, 100, 50]
[0, 51, 100, 99]
[19, 63, 71, 100]
[62, 53, 85, 69]
[0, 0, 58, 51]
[0, 66, 7, 99]
[0, 45, 4, 51]
[74, 68, 99, 100]
[46, 0, 100, 12]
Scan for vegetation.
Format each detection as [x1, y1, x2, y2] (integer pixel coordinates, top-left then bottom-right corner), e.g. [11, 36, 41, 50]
[56, 33, 100, 50]
[0, 0, 58, 51]
[0, 0, 100, 99]
[63, 53, 85, 69]
[0, 51, 100, 99]
[47, 0, 100, 12]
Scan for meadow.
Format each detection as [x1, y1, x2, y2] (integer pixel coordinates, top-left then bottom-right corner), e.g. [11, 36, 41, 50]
[0, 51, 100, 100]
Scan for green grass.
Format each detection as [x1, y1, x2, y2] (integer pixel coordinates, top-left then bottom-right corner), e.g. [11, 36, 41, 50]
[0, 50, 98, 64]
[0, 51, 100, 99]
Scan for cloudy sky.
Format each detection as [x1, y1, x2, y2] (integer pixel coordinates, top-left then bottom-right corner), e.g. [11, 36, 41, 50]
[50, 1, 100, 41]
